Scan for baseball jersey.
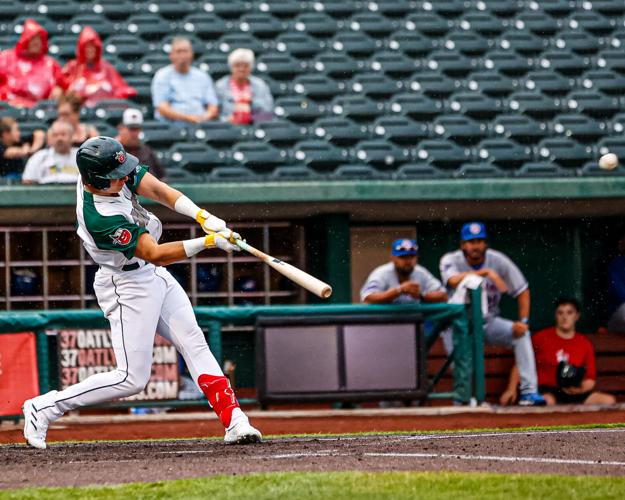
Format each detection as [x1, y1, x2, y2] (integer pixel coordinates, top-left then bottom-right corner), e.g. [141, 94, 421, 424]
[360, 261, 445, 304]
[75, 165, 162, 270]
[532, 327, 596, 387]
[439, 248, 528, 319]
[22, 147, 79, 184]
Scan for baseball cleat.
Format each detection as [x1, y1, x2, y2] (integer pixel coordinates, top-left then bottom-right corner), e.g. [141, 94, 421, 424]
[22, 398, 51, 449]
[224, 420, 262, 445]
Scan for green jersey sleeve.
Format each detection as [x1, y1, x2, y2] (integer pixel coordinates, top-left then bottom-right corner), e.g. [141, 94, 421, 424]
[127, 165, 149, 194]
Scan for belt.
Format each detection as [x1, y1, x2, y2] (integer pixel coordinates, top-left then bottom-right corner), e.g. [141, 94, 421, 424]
[121, 262, 141, 272]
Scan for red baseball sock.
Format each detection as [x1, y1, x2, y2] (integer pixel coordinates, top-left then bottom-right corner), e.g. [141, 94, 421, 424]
[198, 374, 240, 428]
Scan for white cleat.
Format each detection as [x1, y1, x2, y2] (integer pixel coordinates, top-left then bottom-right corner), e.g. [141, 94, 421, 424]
[224, 420, 262, 445]
[22, 398, 51, 450]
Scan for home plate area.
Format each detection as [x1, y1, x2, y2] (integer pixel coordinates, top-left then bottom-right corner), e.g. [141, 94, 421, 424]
[2, 428, 625, 488]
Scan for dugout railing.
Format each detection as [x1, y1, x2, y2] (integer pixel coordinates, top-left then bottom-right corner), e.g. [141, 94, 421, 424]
[0, 297, 484, 420]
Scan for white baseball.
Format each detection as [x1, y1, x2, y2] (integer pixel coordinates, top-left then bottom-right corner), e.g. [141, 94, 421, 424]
[599, 153, 619, 170]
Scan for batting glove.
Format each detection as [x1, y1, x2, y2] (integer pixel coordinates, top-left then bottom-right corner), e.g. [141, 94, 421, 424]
[196, 209, 241, 242]
[205, 231, 241, 254]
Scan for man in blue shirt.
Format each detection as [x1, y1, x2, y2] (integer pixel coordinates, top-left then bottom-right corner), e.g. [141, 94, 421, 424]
[607, 235, 625, 333]
[151, 37, 219, 126]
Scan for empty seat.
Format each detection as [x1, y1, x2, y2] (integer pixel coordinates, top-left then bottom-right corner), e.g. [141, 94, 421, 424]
[579, 70, 625, 95]
[414, 139, 470, 169]
[351, 140, 409, 169]
[422, 0, 465, 19]
[92, 99, 141, 125]
[180, 13, 229, 40]
[213, 34, 266, 57]
[69, 14, 118, 37]
[481, 50, 532, 76]
[467, 71, 516, 97]
[475, 138, 533, 168]
[458, 11, 506, 36]
[269, 165, 319, 180]
[551, 114, 608, 144]
[331, 32, 379, 58]
[386, 30, 434, 57]
[566, 11, 615, 36]
[291, 13, 338, 37]
[506, 92, 561, 119]
[372, 116, 429, 146]
[432, 114, 487, 146]
[256, 53, 306, 80]
[35, 0, 78, 20]
[275, 32, 324, 58]
[312, 52, 359, 78]
[514, 11, 559, 37]
[454, 163, 506, 178]
[254, 120, 308, 146]
[388, 93, 442, 120]
[192, 122, 246, 148]
[596, 50, 625, 75]
[427, 49, 476, 77]
[553, 30, 600, 55]
[275, 97, 325, 123]
[311, 117, 369, 146]
[232, 141, 287, 171]
[405, 70, 459, 98]
[587, 0, 625, 15]
[567, 91, 620, 118]
[262, 76, 291, 98]
[28, 100, 58, 123]
[149, 0, 194, 19]
[474, 0, 521, 18]
[48, 35, 79, 63]
[580, 161, 625, 177]
[610, 113, 625, 134]
[167, 143, 229, 173]
[86, 0, 134, 21]
[514, 162, 573, 177]
[537, 138, 593, 168]
[124, 14, 172, 41]
[237, 13, 285, 39]
[497, 29, 546, 56]
[87, 120, 117, 137]
[349, 72, 400, 100]
[0, 101, 26, 120]
[196, 54, 229, 80]
[523, 70, 573, 96]
[123, 75, 151, 105]
[254, 0, 302, 19]
[331, 95, 384, 122]
[293, 140, 346, 170]
[133, 53, 170, 76]
[203, 0, 248, 19]
[10, 16, 65, 37]
[597, 138, 625, 162]
[444, 30, 489, 56]
[293, 74, 343, 101]
[368, 51, 417, 78]
[491, 114, 548, 144]
[208, 166, 258, 182]
[405, 12, 451, 37]
[310, 0, 357, 19]
[394, 163, 449, 179]
[140, 121, 188, 149]
[104, 35, 149, 61]
[448, 92, 503, 119]
[329, 164, 385, 180]
[367, 0, 412, 18]
[538, 50, 590, 77]
[0, 1, 22, 22]
[348, 13, 396, 38]
[537, 0, 574, 17]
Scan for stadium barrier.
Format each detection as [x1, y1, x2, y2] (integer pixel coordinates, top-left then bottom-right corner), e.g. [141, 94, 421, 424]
[0, 297, 484, 419]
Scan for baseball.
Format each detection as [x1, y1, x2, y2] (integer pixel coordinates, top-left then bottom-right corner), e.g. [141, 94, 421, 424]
[599, 153, 619, 170]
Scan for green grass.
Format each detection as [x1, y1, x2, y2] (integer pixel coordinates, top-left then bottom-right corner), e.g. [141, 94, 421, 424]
[2, 471, 625, 500]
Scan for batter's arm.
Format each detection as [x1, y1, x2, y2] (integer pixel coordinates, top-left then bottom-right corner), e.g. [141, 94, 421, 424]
[135, 172, 182, 209]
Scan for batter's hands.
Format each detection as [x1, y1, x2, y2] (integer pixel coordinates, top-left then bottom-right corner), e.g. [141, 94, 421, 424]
[511, 321, 529, 338]
[205, 230, 241, 254]
[399, 281, 421, 299]
[197, 209, 227, 233]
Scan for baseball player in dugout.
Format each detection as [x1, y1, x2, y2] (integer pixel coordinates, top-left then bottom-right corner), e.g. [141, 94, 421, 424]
[439, 222, 546, 406]
[22, 136, 261, 449]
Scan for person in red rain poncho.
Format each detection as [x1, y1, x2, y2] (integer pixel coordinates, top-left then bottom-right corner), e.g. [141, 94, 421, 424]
[60, 27, 136, 108]
[0, 19, 63, 108]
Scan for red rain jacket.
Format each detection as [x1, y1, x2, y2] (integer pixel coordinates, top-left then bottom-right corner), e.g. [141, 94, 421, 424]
[0, 19, 63, 108]
[60, 27, 136, 107]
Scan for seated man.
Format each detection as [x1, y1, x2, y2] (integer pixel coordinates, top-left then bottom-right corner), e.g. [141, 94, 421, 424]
[501, 298, 615, 406]
[0, 117, 45, 179]
[22, 120, 79, 184]
[361, 239, 448, 304]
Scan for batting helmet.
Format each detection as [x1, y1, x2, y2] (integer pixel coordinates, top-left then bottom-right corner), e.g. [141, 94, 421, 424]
[76, 136, 139, 190]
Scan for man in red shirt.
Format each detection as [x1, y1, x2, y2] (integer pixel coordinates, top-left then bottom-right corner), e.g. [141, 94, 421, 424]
[501, 298, 615, 405]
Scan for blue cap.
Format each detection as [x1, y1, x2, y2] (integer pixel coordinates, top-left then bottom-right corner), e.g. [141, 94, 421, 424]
[391, 239, 418, 257]
[461, 222, 487, 241]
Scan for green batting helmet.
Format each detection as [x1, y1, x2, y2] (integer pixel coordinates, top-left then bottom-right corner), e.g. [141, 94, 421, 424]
[76, 136, 139, 190]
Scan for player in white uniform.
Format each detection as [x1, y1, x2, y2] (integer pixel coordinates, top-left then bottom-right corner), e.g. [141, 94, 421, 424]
[22, 136, 261, 449]
[439, 222, 545, 406]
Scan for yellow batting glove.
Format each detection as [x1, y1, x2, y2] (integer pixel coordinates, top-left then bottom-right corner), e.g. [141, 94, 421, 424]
[196, 209, 227, 233]
[204, 231, 240, 253]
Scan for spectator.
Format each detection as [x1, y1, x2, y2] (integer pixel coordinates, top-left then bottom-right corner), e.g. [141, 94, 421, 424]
[361, 239, 448, 304]
[57, 93, 99, 146]
[151, 37, 219, 126]
[439, 222, 545, 406]
[501, 298, 615, 406]
[607, 234, 625, 333]
[0, 19, 63, 108]
[116, 108, 164, 179]
[0, 117, 45, 178]
[215, 49, 274, 125]
[60, 26, 137, 108]
[22, 120, 79, 184]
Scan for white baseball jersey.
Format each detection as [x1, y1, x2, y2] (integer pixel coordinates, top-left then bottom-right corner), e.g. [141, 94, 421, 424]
[360, 261, 445, 304]
[439, 248, 528, 319]
[75, 165, 162, 271]
[22, 147, 80, 184]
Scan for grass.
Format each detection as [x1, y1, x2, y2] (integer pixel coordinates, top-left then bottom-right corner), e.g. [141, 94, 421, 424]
[2, 471, 625, 500]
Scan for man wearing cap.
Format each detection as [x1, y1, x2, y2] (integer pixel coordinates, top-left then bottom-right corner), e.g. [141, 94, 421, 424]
[439, 222, 545, 406]
[360, 239, 448, 304]
[116, 108, 164, 179]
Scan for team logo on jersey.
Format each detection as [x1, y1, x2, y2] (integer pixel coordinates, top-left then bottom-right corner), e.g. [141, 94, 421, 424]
[110, 228, 132, 246]
[114, 150, 126, 164]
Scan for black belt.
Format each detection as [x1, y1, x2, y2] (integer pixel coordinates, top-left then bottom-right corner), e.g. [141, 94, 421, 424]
[121, 262, 140, 272]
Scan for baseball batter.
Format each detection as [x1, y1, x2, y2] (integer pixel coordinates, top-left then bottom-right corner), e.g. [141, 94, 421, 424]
[22, 136, 261, 449]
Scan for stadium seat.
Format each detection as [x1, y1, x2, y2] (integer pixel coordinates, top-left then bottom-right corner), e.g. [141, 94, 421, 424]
[269, 165, 319, 180]
[0, 101, 26, 120]
[275, 32, 324, 59]
[386, 30, 434, 58]
[458, 11, 506, 36]
[256, 53, 306, 80]
[17, 121, 46, 142]
[454, 163, 507, 178]
[551, 114, 608, 144]
[35, 0, 78, 21]
[0, 1, 21, 22]
[10, 16, 65, 37]
[208, 166, 258, 182]
[164, 167, 203, 183]
[262, 76, 291, 98]
[367, 0, 412, 18]
[596, 50, 625, 75]
[28, 100, 58, 124]
[537, 138, 593, 168]
[553, 30, 600, 55]
[231, 141, 287, 171]
[481, 49, 532, 76]
[104, 35, 149, 61]
[421, 0, 465, 19]
[88, 120, 117, 137]
[329, 164, 386, 180]
[448, 92, 503, 119]
[404, 12, 451, 37]
[538, 50, 590, 77]
[166, 143, 230, 173]
[597, 138, 625, 162]
[213, 34, 266, 57]
[48, 35, 79, 63]
[291, 13, 339, 37]
[523, 70, 573, 96]
[394, 163, 449, 179]
[351, 140, 409, 169]
[312, 52, 360, 79]
[537, 0, 574, 17]
[368, 51, 417, 78]
[331, 95, 384, 122]
[579, 70, 625, 95]
[580, 161, 625, 177]
[86, 0, 135, 21]
[275, 97, 325, 123]
[180, 13, 229, 40]
[92, 99, 147, 126]
[586, 0, 625, 16]
[123, 75, 151, 105]
[237, 13, 285, 39]
[371, 116, 429, 146]
[148, 0, 194, 19]
[140, 121, 188, 149]
[474, 138, 533, 168]
[474, 0, 521, 18]
[414, 139, 471, 169]
[124, 14, 172, 41]
[311, 117, 369, 146]
[331, 32, 380, 58]
[293, 140, 346, 170]
[514, 10, 559, 37]
[293, 74, 344, 101]
[349, 12, 396, 38]
[68, 14, 118, 37]
[491, 114, 548, 145]
[610, 114, 625, 135]
[506, 92, 561, 119]
[254, 120, 308, 146]
[514, 162, 573, 177]
[196, 53, 230, 80]
[133, 53, 170, 76]
[497, 28, 547, 56]
[388, 93, 442, 120]
[349, 72, 401, 100]
[202, 0, 248, 19]
[253, 0, 302, 19]
[567, 91, 620, 118]
[444, 30, 489, 56]
[566, 11, 615, 36]
[432, 114, 488, 146]
[467, 71, 517, 97]
[405, 70, 459, 98]
[192, 122, 247, 149]
[427, 49, 476, 77]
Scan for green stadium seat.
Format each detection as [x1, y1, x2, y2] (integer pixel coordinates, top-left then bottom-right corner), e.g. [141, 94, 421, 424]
[553, 30, 600, 55]
[92, 99, 148, 126]
[11, 16, 65, 37]
[566, 11, 616, 36]
[432, 114, 488, 146]
[86, 0, 135, 21]
[275, 97, 325, 123]
[0, 101, 26, 120]
[348, 13, 396, 38]
[269, 165, 319, 180]
[293, 74, 344, 101]
[444, 30, 489, 56]
[309, 1, 356, 19]
[458, 11, 506, 36]
[551, 114, 608, 144]
[580, 70, 625, 95]
[331, 95, 384, 122]
[474, 0, 521, 18]
[523, 70, 573, 96]
[372, 116, 429, 146]
[514, 162, 573, 178]
[202, 0, 248, 19]
[349, 72, 401, 100]
[162, 166, 203, 183]
[208, 166, 258, 182]
[256, 53, 306, 80]
[596, 50, 625, 75]
[394, 163, 449, 179]
[587, 0, 625, 16]
[293, 140, 346, 170]
[69, 14, 118, 37]
[0, 1, 21, 22]
[537, 138, 593, 168]
[329, 164, 386, 180]
[147, 0, 194, 19]
[254, 120, 308, 146]
[180, 13, 229, 40]
[330, 32, 379, 58]
[231, 141, 287, 171]
[567, 91, 620, 118]
[475, 138, 533, 168]
[414, 139, 471, 169]
[368, 50, 417, 78]
[124, 14, 172, 41]
[104, 35, 149, 61]
[448, 92, 503, 119]
[237, 13, 285, 39]
[514, 11, 559, 37]
[292, 13, 338, 37]
[140, 121, 188, 149]
[454, 163, 507, 178]
[467, 71, 516, 97]
[28, 100, 58, 124]
[537, 0, 574, 17]
[386, 30, 434, 57]
[123, 75, 151, 105]
[404, 12, 451, 37]
[421, 0, 464, 19]
[311, 117, 369, 146]
[197, 53, 230, 80]
[491, 114, 548, 145]
[167, 143, 230, 173]
[88, 120, 119, 137]
[405, 70, 459, 98]
[388, 93, 442, 120]
[275, 32, 324, 58]
[351, 140, 409, 169]
[610, 114, 625, 135]
[312, 52, 360, 79]
[366, 0, 412, 19]
[134, 53, 170, 76]
[598, 138, 625, 162]
[497, 28, 547, 56]
[427, 49, 476, 77]
[17, 121, 46, 143]
[0, 34, 19, 49]
[481, 49, 532, 76]
[538, 50, 590, 77]
[192, 122, 247, 149]
[35, 0, 79, 21]
[252, 0, 301, 19]
[48, 35, 79, 63]
[213, 33, 266, 57]
[506, 91, 561, 119]
[580, 161, 625, 177]
[263, 76, 291, 98]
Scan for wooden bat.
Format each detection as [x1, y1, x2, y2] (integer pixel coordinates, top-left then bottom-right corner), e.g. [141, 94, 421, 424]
[235, 239, 333, 299]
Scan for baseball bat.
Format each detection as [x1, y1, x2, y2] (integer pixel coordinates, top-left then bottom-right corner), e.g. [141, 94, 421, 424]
[235, 239, 333, 299]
